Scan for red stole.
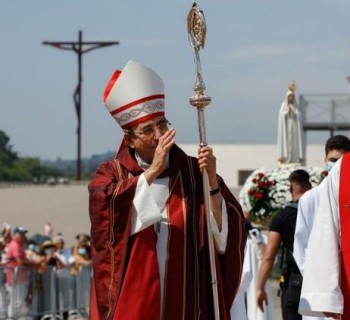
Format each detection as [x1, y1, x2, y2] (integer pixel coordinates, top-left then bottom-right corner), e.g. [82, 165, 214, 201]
[113, 227, 161, 319]
[340, 153, 350, 319]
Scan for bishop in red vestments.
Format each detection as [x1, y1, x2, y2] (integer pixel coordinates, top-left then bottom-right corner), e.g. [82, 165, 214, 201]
[88, 60, 246, 320]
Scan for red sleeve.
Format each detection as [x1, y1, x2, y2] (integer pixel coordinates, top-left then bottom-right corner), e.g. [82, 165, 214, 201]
[88, 160, 139, 319]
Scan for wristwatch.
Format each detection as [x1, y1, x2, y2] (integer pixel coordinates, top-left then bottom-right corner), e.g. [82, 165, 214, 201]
[209, 185, 220, 196]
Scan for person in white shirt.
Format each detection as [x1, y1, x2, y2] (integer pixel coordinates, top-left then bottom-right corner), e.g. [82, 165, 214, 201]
[53, 234, 74, 267]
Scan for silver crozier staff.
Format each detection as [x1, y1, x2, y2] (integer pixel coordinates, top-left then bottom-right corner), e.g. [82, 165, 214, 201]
[187, 3, 220, 319]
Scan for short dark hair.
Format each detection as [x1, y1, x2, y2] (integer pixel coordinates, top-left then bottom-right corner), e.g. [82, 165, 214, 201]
[325, 135, 350, 155]
[289, 169, 311, 192]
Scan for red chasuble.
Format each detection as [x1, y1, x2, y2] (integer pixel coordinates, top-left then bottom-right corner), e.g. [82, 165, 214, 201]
[88, 144, 246, 320]
[340, 152, 350, 319]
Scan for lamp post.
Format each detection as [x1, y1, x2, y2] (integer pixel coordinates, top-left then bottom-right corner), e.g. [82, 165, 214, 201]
[43, 30, 119, 180]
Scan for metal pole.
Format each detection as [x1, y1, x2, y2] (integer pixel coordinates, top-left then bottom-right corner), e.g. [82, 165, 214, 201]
[187, 3, 220, 319]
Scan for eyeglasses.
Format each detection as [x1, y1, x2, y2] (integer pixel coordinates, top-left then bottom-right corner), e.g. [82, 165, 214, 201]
[129, 119, 172, 136]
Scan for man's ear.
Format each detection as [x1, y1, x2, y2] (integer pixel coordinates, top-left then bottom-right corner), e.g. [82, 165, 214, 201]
[124, 133, 135, 149]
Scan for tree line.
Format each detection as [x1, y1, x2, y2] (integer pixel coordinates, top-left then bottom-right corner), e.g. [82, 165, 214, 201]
[0, 130, 63, 182]
[0, 130, 115, 182]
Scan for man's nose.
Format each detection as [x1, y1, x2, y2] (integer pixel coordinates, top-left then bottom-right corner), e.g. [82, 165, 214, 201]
[154, 127, 163, 139]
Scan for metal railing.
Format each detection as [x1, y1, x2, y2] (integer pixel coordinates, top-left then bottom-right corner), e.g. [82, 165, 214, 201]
[0, 265, 91, 320]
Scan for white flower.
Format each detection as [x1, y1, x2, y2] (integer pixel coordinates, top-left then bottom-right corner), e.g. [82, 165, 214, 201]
[239, 165, 324, 220]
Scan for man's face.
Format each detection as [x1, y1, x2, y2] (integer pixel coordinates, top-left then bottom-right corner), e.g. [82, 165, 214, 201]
[14, 232, 26, 243]
[325, 149, 345, 172]
[77, 236, 89, 246]
[325, 149, 345, 163]
[125, 116, 169, 164]
[56, 240, 64, 250]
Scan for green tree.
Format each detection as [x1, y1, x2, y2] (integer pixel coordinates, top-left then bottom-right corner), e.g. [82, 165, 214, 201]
[0, 130, 17, 166]
[0, 130, 63, 181]
[0, 130, 18, 180]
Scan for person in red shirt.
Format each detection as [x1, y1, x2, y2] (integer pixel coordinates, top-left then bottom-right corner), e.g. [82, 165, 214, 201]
[6, 226, 35, 317]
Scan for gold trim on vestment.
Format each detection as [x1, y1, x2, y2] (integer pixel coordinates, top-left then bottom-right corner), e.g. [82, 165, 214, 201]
[106, 160, 128, 317]
[180, 173, 187, 320]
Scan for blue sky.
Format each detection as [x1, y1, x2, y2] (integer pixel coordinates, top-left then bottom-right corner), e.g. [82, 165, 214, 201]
[1, 0, 350, 160]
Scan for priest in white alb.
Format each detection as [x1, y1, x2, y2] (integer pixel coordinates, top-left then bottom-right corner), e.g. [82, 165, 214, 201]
[299, 152, 350, 319]
[293, 135, 350, 276]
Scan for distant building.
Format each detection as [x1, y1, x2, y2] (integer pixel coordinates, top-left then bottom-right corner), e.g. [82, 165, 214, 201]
[179, 144, 325, 189]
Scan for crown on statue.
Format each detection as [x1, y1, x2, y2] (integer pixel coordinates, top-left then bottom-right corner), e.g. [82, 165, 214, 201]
[288, 81, 297, 93]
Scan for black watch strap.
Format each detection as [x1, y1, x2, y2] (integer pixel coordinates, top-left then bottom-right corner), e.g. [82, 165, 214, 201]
[209, 185, 220, 196]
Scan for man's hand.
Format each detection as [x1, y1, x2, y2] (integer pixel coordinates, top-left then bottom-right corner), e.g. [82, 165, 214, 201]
[145, 128, 175, 184]
[198, 146, 217, 188]
[198, 146, 223, 230]
[323, 312, 341, 319]
[256, 289, 268, 312]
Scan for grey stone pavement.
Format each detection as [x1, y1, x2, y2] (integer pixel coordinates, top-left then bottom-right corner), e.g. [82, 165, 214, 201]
[1, 184, 283, 319]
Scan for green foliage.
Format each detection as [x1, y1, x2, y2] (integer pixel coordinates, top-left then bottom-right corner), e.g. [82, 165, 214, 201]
[42, 151, 115, 178]
[0, 130, 18, 167]
[0, 130, 63, 181]
[0, 129, 115, 182]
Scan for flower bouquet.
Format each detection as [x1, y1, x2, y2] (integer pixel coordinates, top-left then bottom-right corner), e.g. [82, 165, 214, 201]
[239, 165, 325, 227]
[246, 172, 276, 226]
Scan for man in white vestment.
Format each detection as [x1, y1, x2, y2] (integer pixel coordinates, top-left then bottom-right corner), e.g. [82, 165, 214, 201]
[277, 82, 304, 165]
[294, 135, 350, 274]
[298, 154, 350, 319]
[293, 135, 350, 320]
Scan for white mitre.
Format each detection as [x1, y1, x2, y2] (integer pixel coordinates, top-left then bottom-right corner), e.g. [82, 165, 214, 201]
[103, 60, 165, 129]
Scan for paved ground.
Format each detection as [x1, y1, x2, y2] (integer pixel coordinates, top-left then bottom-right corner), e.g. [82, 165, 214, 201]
[0, 183, 90, 247]
[1, 183, 283, 319]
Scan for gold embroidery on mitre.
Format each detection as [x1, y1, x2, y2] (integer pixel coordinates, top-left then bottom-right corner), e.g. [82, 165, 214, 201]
[116, 100, 164, 123]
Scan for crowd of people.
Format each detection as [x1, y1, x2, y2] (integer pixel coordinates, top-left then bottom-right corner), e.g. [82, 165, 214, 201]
[0, 223, 92, 272]
[0, 222, 92, 319]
